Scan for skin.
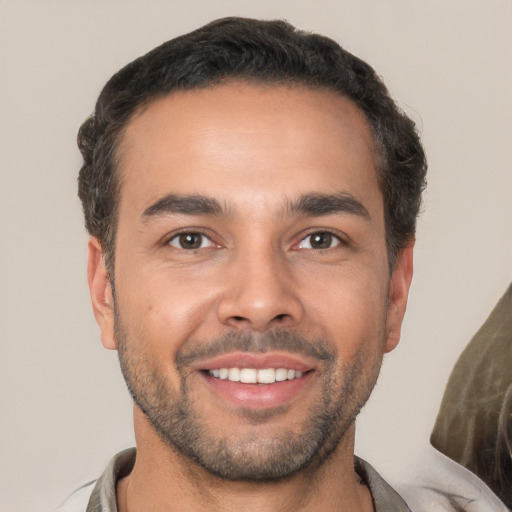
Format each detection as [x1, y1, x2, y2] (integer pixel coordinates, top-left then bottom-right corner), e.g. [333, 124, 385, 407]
[88, 83, 413, 512]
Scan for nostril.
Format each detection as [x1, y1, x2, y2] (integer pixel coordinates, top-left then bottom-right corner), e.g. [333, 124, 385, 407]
[232, 316, 246, 322]
[274, 314, 288, 321]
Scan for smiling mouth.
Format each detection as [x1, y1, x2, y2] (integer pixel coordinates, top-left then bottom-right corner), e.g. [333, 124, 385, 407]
[204, 368, 307, 384]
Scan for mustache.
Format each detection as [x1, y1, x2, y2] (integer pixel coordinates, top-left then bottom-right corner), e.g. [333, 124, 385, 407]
[175, 330, 335, 368]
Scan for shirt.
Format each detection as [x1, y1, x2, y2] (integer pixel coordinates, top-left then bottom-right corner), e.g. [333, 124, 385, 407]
[396, 446, 509, 512]
[56, 448, 412, 512]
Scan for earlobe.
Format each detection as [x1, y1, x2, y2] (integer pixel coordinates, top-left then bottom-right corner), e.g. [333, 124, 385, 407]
[87, 237, 117, 350]
[384, 243, 414, 353]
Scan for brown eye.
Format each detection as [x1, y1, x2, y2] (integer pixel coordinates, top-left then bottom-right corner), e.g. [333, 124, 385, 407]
[168, 232, 213, 250]
[298, 232, 341, 250]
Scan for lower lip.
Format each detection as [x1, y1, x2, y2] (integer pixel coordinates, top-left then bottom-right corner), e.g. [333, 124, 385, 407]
[200, 371, 315, 409]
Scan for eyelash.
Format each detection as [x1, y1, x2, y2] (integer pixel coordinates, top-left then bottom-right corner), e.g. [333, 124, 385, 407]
[295, 230, 345, 250]
[166, 231, 216, 250]
[164, 229, 346, 252]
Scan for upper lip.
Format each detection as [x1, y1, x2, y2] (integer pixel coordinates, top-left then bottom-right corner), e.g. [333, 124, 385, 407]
[195, 352, 315, 372]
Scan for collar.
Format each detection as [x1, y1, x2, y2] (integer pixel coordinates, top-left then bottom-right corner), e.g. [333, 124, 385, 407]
[85, 448, 411, 512]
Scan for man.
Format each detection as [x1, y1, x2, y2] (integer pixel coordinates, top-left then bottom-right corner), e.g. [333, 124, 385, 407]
[61, 17, 426, 512]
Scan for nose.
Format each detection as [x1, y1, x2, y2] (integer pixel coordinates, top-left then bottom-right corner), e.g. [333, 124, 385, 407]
[217, 248, 304, 332]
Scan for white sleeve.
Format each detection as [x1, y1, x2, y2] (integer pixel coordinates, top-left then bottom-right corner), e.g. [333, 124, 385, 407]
[53, 481, 96, 512]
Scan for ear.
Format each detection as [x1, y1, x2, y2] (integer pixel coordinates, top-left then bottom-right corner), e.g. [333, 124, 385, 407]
[384, 243, 414, 353]
[87, 236, 117, 350]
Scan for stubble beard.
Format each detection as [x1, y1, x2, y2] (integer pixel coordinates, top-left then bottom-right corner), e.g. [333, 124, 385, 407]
[115, 314, 384, 482]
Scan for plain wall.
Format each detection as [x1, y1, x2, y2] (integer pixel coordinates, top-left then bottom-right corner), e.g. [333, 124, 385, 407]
[1, 1, 511, 511]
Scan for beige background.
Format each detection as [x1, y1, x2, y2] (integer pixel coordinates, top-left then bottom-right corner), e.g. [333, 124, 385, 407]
[1, 1, 511, 511]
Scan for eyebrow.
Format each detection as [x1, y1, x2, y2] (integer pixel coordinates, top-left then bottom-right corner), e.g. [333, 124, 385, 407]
[287, 192, 370, 220]
[141, 192, 370, 221]
[142, 194, 224, 218]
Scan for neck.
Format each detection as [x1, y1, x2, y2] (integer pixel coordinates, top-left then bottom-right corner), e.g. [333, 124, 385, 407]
[117, 408, 373, 512]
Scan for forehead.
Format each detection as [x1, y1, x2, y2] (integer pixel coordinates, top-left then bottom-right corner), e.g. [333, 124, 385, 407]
[116, 83, 381, 218]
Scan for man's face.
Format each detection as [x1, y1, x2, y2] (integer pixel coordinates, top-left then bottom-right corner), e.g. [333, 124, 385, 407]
[89, 83, 412, 480]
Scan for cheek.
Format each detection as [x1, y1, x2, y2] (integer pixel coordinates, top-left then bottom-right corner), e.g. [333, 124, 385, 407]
[300, 263, 389, 354]
[115, 266, 222, 353]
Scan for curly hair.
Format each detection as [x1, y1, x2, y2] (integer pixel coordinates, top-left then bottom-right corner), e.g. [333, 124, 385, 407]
[78, 17, 427, 273]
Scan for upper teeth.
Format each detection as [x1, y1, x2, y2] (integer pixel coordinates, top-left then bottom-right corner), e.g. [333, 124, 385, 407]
[208, 368, 304, 384]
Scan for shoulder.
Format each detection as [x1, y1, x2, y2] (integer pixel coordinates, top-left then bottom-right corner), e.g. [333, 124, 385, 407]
[396, 446, 509, 512]
[355, 457, 412, 512]
[53, 448, 136, 512]
[54, 480, 96, 512]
